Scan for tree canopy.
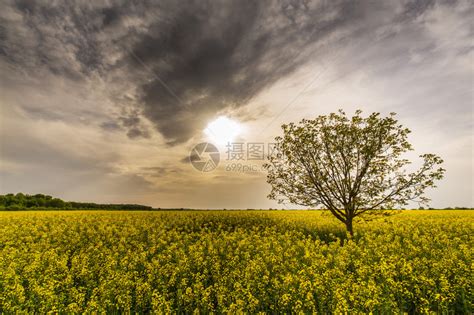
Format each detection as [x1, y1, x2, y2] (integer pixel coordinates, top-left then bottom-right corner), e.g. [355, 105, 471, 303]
[265, 110, 445, 235]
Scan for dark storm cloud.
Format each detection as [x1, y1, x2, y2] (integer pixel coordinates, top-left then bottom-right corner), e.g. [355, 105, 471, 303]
[129, 0, 364, 144]
[100, 121, 122, 132]
[127, 128, 149, 139]
[1, 1, 101, 79]
[119, 114, 150, 139]
[0, 0, 463, 144]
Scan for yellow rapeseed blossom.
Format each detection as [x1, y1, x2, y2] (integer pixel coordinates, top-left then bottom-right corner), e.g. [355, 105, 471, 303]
[0, 210, 472, 313]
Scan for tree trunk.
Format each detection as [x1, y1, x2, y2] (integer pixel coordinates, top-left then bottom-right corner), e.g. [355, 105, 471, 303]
[345, 218, 354, 237]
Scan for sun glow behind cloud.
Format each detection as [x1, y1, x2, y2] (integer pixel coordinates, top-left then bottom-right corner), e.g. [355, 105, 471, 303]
[204, 116, 243, 145]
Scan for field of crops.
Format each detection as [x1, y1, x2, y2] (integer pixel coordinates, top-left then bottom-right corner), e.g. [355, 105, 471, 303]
[0, 210, 472, 313]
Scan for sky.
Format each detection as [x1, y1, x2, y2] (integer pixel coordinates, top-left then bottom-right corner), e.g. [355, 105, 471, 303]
[0, 0, 472, 209]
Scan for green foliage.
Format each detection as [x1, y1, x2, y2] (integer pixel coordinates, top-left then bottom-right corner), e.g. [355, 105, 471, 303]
[0, 210, 472, 313]
[265, 110, 445, 234]
[0, 193, 152, 210]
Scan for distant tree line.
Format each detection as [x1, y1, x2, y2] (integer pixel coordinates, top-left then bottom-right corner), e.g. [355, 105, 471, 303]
[0, 193, 152, 210]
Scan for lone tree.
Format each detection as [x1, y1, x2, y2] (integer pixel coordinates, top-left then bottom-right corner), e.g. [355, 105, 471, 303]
[264, 110, 445, 236]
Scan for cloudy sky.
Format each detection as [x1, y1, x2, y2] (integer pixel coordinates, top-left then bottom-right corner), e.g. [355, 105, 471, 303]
[0, 0, 472, 208]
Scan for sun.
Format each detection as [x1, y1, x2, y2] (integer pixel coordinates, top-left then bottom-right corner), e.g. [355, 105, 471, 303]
[204, 116, 242, 145]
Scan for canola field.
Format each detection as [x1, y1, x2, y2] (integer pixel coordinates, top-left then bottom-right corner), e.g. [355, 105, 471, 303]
[0, 210, 472, 313]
